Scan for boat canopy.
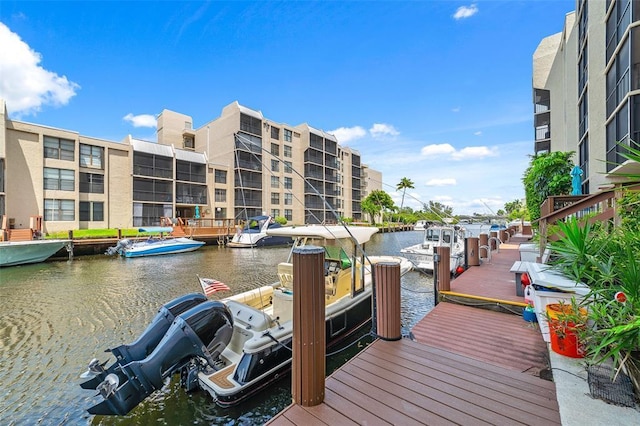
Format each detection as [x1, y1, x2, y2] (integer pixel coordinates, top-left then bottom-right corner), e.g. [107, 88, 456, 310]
[138, 227, 174, 233]
[266, 225, 378, 244]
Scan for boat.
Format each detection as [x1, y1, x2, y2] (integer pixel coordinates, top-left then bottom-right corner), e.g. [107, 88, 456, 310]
[81, 224, 412, 415]
[105, 227, 205, 258]
[0, 239, 71, 267]
[414, 220, 429, 231]
[226, 215, 292, 248]
[400, 224, 466, 273]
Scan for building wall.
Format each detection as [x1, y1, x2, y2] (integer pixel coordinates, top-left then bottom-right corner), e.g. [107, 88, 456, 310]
[1, 99, 382, 233]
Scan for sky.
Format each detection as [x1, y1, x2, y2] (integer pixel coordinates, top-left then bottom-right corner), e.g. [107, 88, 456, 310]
[0, 0, 576, 216]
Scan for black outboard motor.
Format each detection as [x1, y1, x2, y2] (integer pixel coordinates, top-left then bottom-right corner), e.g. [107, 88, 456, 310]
[87, 300, 233, 416]
[80, 293, 208, 390]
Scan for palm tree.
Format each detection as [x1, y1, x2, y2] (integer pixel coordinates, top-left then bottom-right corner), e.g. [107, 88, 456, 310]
[396, 177, 415, 211]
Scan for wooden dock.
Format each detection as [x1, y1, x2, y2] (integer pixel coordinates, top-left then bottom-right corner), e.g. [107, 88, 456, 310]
[268, 233, 562, 425]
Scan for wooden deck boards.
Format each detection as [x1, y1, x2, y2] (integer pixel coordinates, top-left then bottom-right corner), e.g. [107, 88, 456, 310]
[268, 233, 561, 425]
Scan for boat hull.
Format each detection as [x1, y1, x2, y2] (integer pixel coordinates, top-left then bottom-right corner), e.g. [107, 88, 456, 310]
[198, 292, 373, 407]
[0, 239, 70, 267]
[123, 238, 205, 258]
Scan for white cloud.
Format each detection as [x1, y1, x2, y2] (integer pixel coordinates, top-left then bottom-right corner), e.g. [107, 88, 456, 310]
[0, 22, 79, 116]
[474, 131, 482, 136]
[451, 146, 498, 160]
[420, 143, 456, 156]
[453, 4, 479, 20]
[369, 123, 399, 138]
[426, 178, 457, 187]
[329, 126, 367, 143]
[123, 113, 157, 128]
[452, 107, 461, 113]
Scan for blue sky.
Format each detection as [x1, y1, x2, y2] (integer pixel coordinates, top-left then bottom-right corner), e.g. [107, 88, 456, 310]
[0, 1, 575, 215]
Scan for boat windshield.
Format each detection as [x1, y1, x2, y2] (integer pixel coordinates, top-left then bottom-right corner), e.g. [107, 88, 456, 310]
[425, 229, 440, 242]
[325, 245, 351, 269]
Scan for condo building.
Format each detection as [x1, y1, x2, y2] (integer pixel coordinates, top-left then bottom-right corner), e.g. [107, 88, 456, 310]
[0, 99, 381, 235]
[533, 0, 640, 195]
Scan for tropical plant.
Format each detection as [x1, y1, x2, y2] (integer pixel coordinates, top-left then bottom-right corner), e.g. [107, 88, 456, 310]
[361, 190, 395, 225]
[522, 151, 574, 222]
[396, 177, 415, 211]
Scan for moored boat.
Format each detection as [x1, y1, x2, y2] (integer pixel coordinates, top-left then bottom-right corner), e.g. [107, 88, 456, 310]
[0, 239, 71, 267]
[105, 227, 205, 258]
[81, 224, 412, 414]
[400, 224, 466, 273]
[226, 215, 292, 248]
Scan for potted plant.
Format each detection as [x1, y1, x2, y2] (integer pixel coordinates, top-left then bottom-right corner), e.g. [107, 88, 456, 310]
[545, 299, 588, 358]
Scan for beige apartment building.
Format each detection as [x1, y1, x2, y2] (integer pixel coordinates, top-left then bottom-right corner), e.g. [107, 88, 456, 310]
[533, 0, 640, 194]
[0, 99, 381, 235]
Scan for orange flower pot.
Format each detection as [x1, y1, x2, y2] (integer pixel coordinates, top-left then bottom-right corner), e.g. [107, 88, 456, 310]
[546, 303, 587, 358]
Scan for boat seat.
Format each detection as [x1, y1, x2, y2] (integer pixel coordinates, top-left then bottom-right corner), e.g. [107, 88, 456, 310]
[226, 300, 272, 332]
[277, 262, 293, 289]
[272, 289, 293, 323]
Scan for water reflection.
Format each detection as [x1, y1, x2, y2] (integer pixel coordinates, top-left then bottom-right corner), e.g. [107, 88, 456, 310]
[0, 231, 432, 425]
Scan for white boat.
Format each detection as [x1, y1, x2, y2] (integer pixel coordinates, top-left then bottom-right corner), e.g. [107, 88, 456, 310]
[401, 224, 466, 273]
[0, 239, 71, 267]
[80, 225, 412, 415]
[414, 220, 429, 231]
[226, 215, 292, 248]
[105, 227, 205, 258]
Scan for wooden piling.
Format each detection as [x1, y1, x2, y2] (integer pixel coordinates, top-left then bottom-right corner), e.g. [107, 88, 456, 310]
[479, 233, 489, 258]
[291, 245, 325, 407]
[490, 231, 498, 250]
[465, 237, 480, 267]
[374, 262, 401, 341]
[436, 246, 450, 291]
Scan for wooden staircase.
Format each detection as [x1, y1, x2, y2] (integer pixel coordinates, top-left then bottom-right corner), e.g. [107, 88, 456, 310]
[1, 215, 43, 242]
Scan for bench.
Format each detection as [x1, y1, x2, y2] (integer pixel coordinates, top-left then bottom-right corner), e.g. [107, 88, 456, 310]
[509, 260, 531, 297]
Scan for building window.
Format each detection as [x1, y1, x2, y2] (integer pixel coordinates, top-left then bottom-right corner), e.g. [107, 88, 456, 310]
[271, 192, 280, 204]
[44, 168, 74, 191]
[284, 129, 292, 142]
[133, 177, 173, 202]
[132, 202, 172, 227]
[215, 207, 226, 219]
[79, 144, 103, 169]
[284, 193, 292, 205]
[271, 143, 280, 157]
[44, 136, 75, 161]
[80, 201, 104, 221]
[271, 176, 280, 188]
[284, 145, 292, 158]
[284, 177, 292, 189]
[133, 152, 173, 178]
[176, 183, 207, 204]
[284, 161, 292, 173]
[79, 172, 104, 193]
[271, 126, 280, 140]
[271, 159, 279, 172]
[271, 209, 280, 218]
[284, 209, 292, 221]
[215, 188, 226, 202]
[215, 169, 227, 184]
[183, 136, 195, 149]
[44, 199, 74, 221]
[177, 160, 206, 183]
[240, 113, 262, 136]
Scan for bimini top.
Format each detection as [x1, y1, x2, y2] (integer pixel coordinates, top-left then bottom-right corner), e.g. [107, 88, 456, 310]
[266, 225, 378, 244]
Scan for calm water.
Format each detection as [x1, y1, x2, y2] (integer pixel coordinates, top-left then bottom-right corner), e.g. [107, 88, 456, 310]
[0, 231, 433, 425]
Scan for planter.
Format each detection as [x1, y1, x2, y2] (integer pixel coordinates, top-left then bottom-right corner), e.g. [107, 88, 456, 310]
[547, 303, 587, 358]
[523, 306, 537, 322]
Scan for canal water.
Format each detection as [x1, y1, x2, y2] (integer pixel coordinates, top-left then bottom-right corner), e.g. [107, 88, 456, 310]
[0, 230, 434, 425]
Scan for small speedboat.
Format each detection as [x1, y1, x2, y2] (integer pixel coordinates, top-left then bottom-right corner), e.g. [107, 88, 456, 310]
[401, 224, 466, 273]
[81, 225, 412, 415]
[0, 239, 72, 267]
[105, 227, 205, 258]
[226, 215, 292, 248]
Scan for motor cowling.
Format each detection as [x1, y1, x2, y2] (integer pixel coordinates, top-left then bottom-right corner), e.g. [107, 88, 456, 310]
[86, 300, 233, 416]
[80, 293, 208, 390]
